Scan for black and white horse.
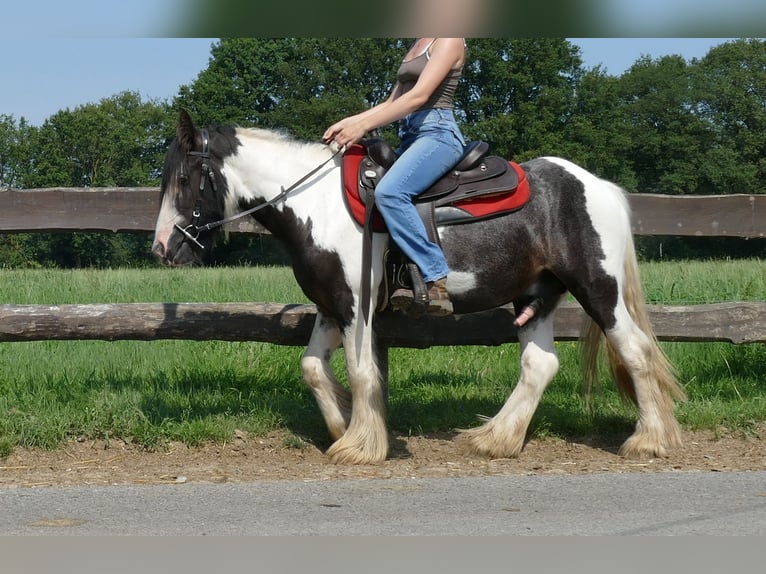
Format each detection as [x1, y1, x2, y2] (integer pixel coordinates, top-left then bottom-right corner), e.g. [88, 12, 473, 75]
[153, 110, 685, 464]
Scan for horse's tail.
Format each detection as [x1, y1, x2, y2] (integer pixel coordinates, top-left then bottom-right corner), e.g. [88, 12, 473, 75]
[581, 225, 687, 407]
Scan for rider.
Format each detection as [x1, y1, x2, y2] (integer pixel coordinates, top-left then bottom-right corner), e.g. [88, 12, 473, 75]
[323, 38, 466, 316]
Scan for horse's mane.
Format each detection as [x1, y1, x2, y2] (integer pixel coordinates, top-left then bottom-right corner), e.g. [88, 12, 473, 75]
[235, 127, 328, 156]
[161, 124, 331, 192]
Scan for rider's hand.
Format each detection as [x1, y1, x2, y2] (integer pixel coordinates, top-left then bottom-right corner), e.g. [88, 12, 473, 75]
[323, 117, 366, 149]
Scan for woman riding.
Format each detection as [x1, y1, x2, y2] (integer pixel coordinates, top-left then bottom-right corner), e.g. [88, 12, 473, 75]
[323, 37, 467, 316]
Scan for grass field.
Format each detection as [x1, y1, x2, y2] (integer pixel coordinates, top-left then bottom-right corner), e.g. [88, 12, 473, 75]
[0, 260, 764, 456]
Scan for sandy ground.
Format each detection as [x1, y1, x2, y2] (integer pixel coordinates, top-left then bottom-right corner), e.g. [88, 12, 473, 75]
[2, 426, 764, 488]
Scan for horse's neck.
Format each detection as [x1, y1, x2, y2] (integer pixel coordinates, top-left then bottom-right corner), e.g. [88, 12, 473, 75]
[225, 133, 351, 241]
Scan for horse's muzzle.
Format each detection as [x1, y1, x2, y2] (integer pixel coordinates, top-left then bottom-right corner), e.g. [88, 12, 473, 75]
[152, 238, 201, 267]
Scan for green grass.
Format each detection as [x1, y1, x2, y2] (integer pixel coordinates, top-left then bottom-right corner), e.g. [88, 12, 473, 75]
[0, 266, 309, 304]
[0, 260, 764, 454]
[638, 259, 766, 304]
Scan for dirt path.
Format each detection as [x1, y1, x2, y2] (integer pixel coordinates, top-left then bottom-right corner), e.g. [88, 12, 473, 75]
[2, 426, 764, 488]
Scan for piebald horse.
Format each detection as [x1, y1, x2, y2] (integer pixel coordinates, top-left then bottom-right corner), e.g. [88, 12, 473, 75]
[153, 110, 685, 464]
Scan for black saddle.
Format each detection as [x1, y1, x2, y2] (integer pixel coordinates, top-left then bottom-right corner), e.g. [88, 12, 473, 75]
[360, 138, 519, 208]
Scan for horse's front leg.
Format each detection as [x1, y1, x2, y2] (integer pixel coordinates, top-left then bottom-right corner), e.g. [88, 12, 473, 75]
[325, 314, 388, 464]
[300, 312, 350, 441]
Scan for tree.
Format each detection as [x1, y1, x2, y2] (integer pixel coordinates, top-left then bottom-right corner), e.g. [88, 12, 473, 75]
[618, 55, 717, 195]
[0, 115, 33, 190]
[176, 38, 596, 157]
[457, 38, 584, 160]
[5, 38, 766, 267]
[174, 38, 406, 142]
[562, 68, 637, 188]
[692, 38, 766, 195]
[25, 91, 173, 188]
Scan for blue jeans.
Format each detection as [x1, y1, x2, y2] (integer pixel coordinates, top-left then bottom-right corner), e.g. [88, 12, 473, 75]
[375, 108, 466, 283]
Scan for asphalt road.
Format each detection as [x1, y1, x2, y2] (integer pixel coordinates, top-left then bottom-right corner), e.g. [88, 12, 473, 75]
[2, 470, 765, 535]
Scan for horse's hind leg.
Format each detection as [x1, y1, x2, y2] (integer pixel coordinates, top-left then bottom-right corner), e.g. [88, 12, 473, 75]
[579, 246, 685, 458]
[300, 312, 351, 441]
[458, 314, 559, 459]
[591, 305, 684, 458]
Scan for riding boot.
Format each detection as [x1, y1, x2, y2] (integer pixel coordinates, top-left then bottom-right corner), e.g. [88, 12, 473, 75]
[390, 262, 429, 316]
[390, 287, 415, 310]
[426, 277, 453, 316]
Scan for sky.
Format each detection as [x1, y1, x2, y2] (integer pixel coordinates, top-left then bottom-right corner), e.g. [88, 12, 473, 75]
[2, 38, 215, 126]
[1, 37, 743, 127]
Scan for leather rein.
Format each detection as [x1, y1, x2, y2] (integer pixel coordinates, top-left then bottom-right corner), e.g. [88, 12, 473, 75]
[175, 129, 343, 250]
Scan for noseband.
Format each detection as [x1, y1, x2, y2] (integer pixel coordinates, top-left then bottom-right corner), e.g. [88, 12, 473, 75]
[174, 131, 342, 251]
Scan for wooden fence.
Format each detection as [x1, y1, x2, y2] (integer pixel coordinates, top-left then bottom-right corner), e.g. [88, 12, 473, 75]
[1, 188, 765, 346]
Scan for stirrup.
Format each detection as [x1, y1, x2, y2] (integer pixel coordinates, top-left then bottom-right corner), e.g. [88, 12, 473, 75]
[389, 262, 429, 316]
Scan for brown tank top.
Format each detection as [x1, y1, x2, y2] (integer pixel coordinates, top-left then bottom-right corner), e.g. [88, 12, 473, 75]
[396, 40, 462, 111]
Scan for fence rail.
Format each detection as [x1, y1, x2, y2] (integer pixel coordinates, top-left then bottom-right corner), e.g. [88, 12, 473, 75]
[1, 188, 764, 346]
[0, 301, 763, 345]
[2, 188, 765, 238]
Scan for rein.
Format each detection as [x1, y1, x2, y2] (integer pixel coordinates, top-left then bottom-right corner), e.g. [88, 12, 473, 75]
[175, 131, 343, 250]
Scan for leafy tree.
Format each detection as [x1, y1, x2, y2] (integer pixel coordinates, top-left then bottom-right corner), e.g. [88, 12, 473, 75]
[174, 38, 406, 142]
[0, 115, 33, 190]
[692, 38, 766, 195]
[25, 91, 173, 188]
[457, 38, 584, 160]
[618, 55, 717, 195]
[176, 38, 593, 161]
[559, 68, 637, 188]
[4, 38, 766, 267]
[617, 41, 766, 258]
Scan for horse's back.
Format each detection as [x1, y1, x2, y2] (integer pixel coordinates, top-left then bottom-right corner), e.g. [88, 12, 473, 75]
[525, 156, 630, 214]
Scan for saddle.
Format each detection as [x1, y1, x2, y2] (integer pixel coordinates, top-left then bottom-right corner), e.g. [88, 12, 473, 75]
[341, 138, 531, 321]
[342, 138, 530, 232]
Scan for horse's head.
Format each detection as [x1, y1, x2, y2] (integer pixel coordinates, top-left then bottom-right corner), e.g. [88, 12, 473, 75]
[152, 110, 228, 266]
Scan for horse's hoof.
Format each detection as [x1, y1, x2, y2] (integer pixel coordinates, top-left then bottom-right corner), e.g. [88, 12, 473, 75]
[619, 420, 682, 459]
[618, 435, 671, 459]
[326, 435, 388, 465]
[619, 443, 666, 460]
[327, 447, 386, 465]
[456, 426, 524, 459]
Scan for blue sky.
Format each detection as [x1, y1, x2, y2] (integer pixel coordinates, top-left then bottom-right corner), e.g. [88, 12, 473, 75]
[2, 38, 215, 126]
[1, 37, 743, 127]
[571, 38, 738, 74]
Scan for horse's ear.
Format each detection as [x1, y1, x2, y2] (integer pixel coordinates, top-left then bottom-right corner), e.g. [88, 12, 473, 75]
[177, 109, 196, 152]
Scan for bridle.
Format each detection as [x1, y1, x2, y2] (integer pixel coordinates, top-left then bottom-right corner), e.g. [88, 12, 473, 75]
[174, 129, 343, 250]
[173, 128, 218, 249]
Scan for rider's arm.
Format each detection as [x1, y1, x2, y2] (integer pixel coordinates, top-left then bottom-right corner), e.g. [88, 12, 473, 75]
[322, 38, 464, 147]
